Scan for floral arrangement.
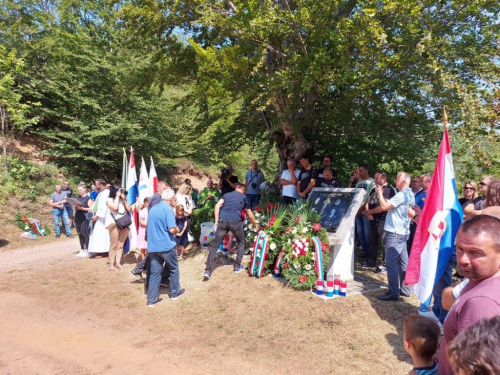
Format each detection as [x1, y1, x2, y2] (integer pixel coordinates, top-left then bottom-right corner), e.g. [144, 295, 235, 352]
[246, 201, 330, 290]
[15, 213, 50, 236]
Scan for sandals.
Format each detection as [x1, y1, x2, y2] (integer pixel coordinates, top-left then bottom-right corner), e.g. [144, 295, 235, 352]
[115, 264, 123, 270]
[109, 266, 116, 271]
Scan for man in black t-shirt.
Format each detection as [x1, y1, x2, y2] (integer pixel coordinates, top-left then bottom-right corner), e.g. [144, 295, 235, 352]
[317, 155, 338, 179]
[315, 168, 342, 188]
[204, 184, 259, 279]
[363, 171, 396, 268]
[219, 165, 239, 197]
[297, 156, 317, 200]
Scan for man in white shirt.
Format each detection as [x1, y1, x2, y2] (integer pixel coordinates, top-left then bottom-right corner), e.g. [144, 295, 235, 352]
[280, 159, 300, 205]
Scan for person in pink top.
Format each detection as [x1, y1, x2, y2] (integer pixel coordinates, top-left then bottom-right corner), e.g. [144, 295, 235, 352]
[137, 197, 150, 261]
[438, 215, 500, 375]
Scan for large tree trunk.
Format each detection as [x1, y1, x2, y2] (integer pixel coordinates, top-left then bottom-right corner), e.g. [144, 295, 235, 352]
[271, 123, 312, 187]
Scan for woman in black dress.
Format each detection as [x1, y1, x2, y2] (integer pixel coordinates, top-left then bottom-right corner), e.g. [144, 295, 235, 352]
[75, 185, 94, 257]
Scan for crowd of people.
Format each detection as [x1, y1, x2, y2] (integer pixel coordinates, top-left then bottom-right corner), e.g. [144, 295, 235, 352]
[48, 158, 500, 375]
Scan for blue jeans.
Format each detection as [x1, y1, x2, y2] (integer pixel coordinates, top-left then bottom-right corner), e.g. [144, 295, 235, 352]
[246, 194, 261, 209]
[147, 249, 180, 304]
[355, 215, 371, 253]
[385, 232, 410, 297]
[432, 254, 456, 323]
[52, 208, 71, 236]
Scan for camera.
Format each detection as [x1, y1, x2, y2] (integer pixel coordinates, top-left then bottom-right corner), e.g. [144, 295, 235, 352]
[251, 183, 257, 189]
[221, 167, 230, 180]
[120, 189, 128, 196]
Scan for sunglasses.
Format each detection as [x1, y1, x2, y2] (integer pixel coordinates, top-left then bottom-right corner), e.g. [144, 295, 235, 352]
[479, 182, 487, 186]
[464, 187, 475, 191]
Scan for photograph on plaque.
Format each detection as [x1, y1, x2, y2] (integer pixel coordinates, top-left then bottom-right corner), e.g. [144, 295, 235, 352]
[308, 190, 355, 232]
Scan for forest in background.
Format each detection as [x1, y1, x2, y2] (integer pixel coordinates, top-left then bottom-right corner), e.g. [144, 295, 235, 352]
[1, 0, 499, 187]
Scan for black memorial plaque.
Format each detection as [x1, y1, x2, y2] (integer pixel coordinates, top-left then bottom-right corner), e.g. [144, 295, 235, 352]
[308, 190, 355, 233]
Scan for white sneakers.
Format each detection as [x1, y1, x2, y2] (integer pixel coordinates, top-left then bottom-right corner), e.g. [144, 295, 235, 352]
[76, 250, 89, 257]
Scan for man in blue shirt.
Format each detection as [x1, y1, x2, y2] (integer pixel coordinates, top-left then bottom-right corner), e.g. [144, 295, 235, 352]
[146, 188, 186, 306]
[204, 184, 259, 279]
[375, 172, 414, 301]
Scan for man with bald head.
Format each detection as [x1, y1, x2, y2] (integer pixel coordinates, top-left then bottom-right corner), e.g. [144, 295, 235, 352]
[148, 181, 170, 209]
[374, 172, 414, 301]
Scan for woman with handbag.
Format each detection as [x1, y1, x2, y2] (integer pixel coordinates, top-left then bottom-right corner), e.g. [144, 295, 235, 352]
[75, 185, 94, 258]
[106, 184, 132, 271]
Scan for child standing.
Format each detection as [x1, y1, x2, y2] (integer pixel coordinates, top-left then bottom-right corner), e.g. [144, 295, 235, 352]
[403, 314, 441, 375]
[175, 204, 188, 260]
[137, 197, 149, 261]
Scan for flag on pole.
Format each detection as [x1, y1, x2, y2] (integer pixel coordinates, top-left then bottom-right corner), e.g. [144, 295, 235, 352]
[138, 157, 151, 204]
[125, 148, 139, 253]
[121, 148, 128, 189]
[405, 108, 463, 303]
[149, 156, 158, 195]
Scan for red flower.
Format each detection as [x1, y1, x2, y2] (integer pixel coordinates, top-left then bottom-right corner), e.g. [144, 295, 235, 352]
[286, 227, 290, 234]
[268, 202, 274, 209]
[283, 262, 289, 269]
[312, 223, 322, 231]
[275, 204, 279, 209]
[295, 215, 301, 223]
[277, 232, 281, 236]
[268, 214, 277, 227]
[298, 275, 306, 283]
[262, 224, 267, 229]
[321, 243, 329, 251]
[267, 208, 271, 213]
[255, 206, 262, 212]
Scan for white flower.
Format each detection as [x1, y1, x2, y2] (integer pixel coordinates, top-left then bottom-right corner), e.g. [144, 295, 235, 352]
[254, 212, 260, 217]
[305, 264, 312, 271]
[293, 262, 300, 269]
[270, 243, 276, 250]
[287, 239, 291, 244]
[292, 228, 298, 234]
[302, 227, 308, 234]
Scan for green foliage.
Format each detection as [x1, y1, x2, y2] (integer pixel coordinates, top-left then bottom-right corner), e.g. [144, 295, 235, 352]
[191, 207, 215, 243]
[0, 158, 61, 202]
[0, 45, 39, 171]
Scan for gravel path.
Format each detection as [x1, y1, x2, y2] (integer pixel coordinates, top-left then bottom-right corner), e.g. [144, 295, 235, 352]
[0, 237, 80, 271]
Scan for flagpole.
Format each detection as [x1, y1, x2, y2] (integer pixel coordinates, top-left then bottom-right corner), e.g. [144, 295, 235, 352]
[443, 107, 448, 131]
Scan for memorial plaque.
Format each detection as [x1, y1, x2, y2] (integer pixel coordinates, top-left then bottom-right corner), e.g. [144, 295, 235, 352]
[309, 189, 355, 233]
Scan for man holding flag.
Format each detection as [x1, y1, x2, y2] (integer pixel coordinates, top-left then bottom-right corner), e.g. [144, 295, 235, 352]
[405, 109, 463, 324]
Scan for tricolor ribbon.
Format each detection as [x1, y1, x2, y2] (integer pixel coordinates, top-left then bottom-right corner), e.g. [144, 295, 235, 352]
[312, 236, 324, 281]
[31, 218, 45, 237]
[250, 232, 269, 278]
[274, 250, 285, 277]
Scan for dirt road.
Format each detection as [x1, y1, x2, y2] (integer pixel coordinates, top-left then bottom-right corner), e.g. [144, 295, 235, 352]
[0, 239, 416, 375]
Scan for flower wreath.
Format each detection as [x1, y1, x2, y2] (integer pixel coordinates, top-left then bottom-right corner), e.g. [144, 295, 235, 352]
[15, 213, 51, 236]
